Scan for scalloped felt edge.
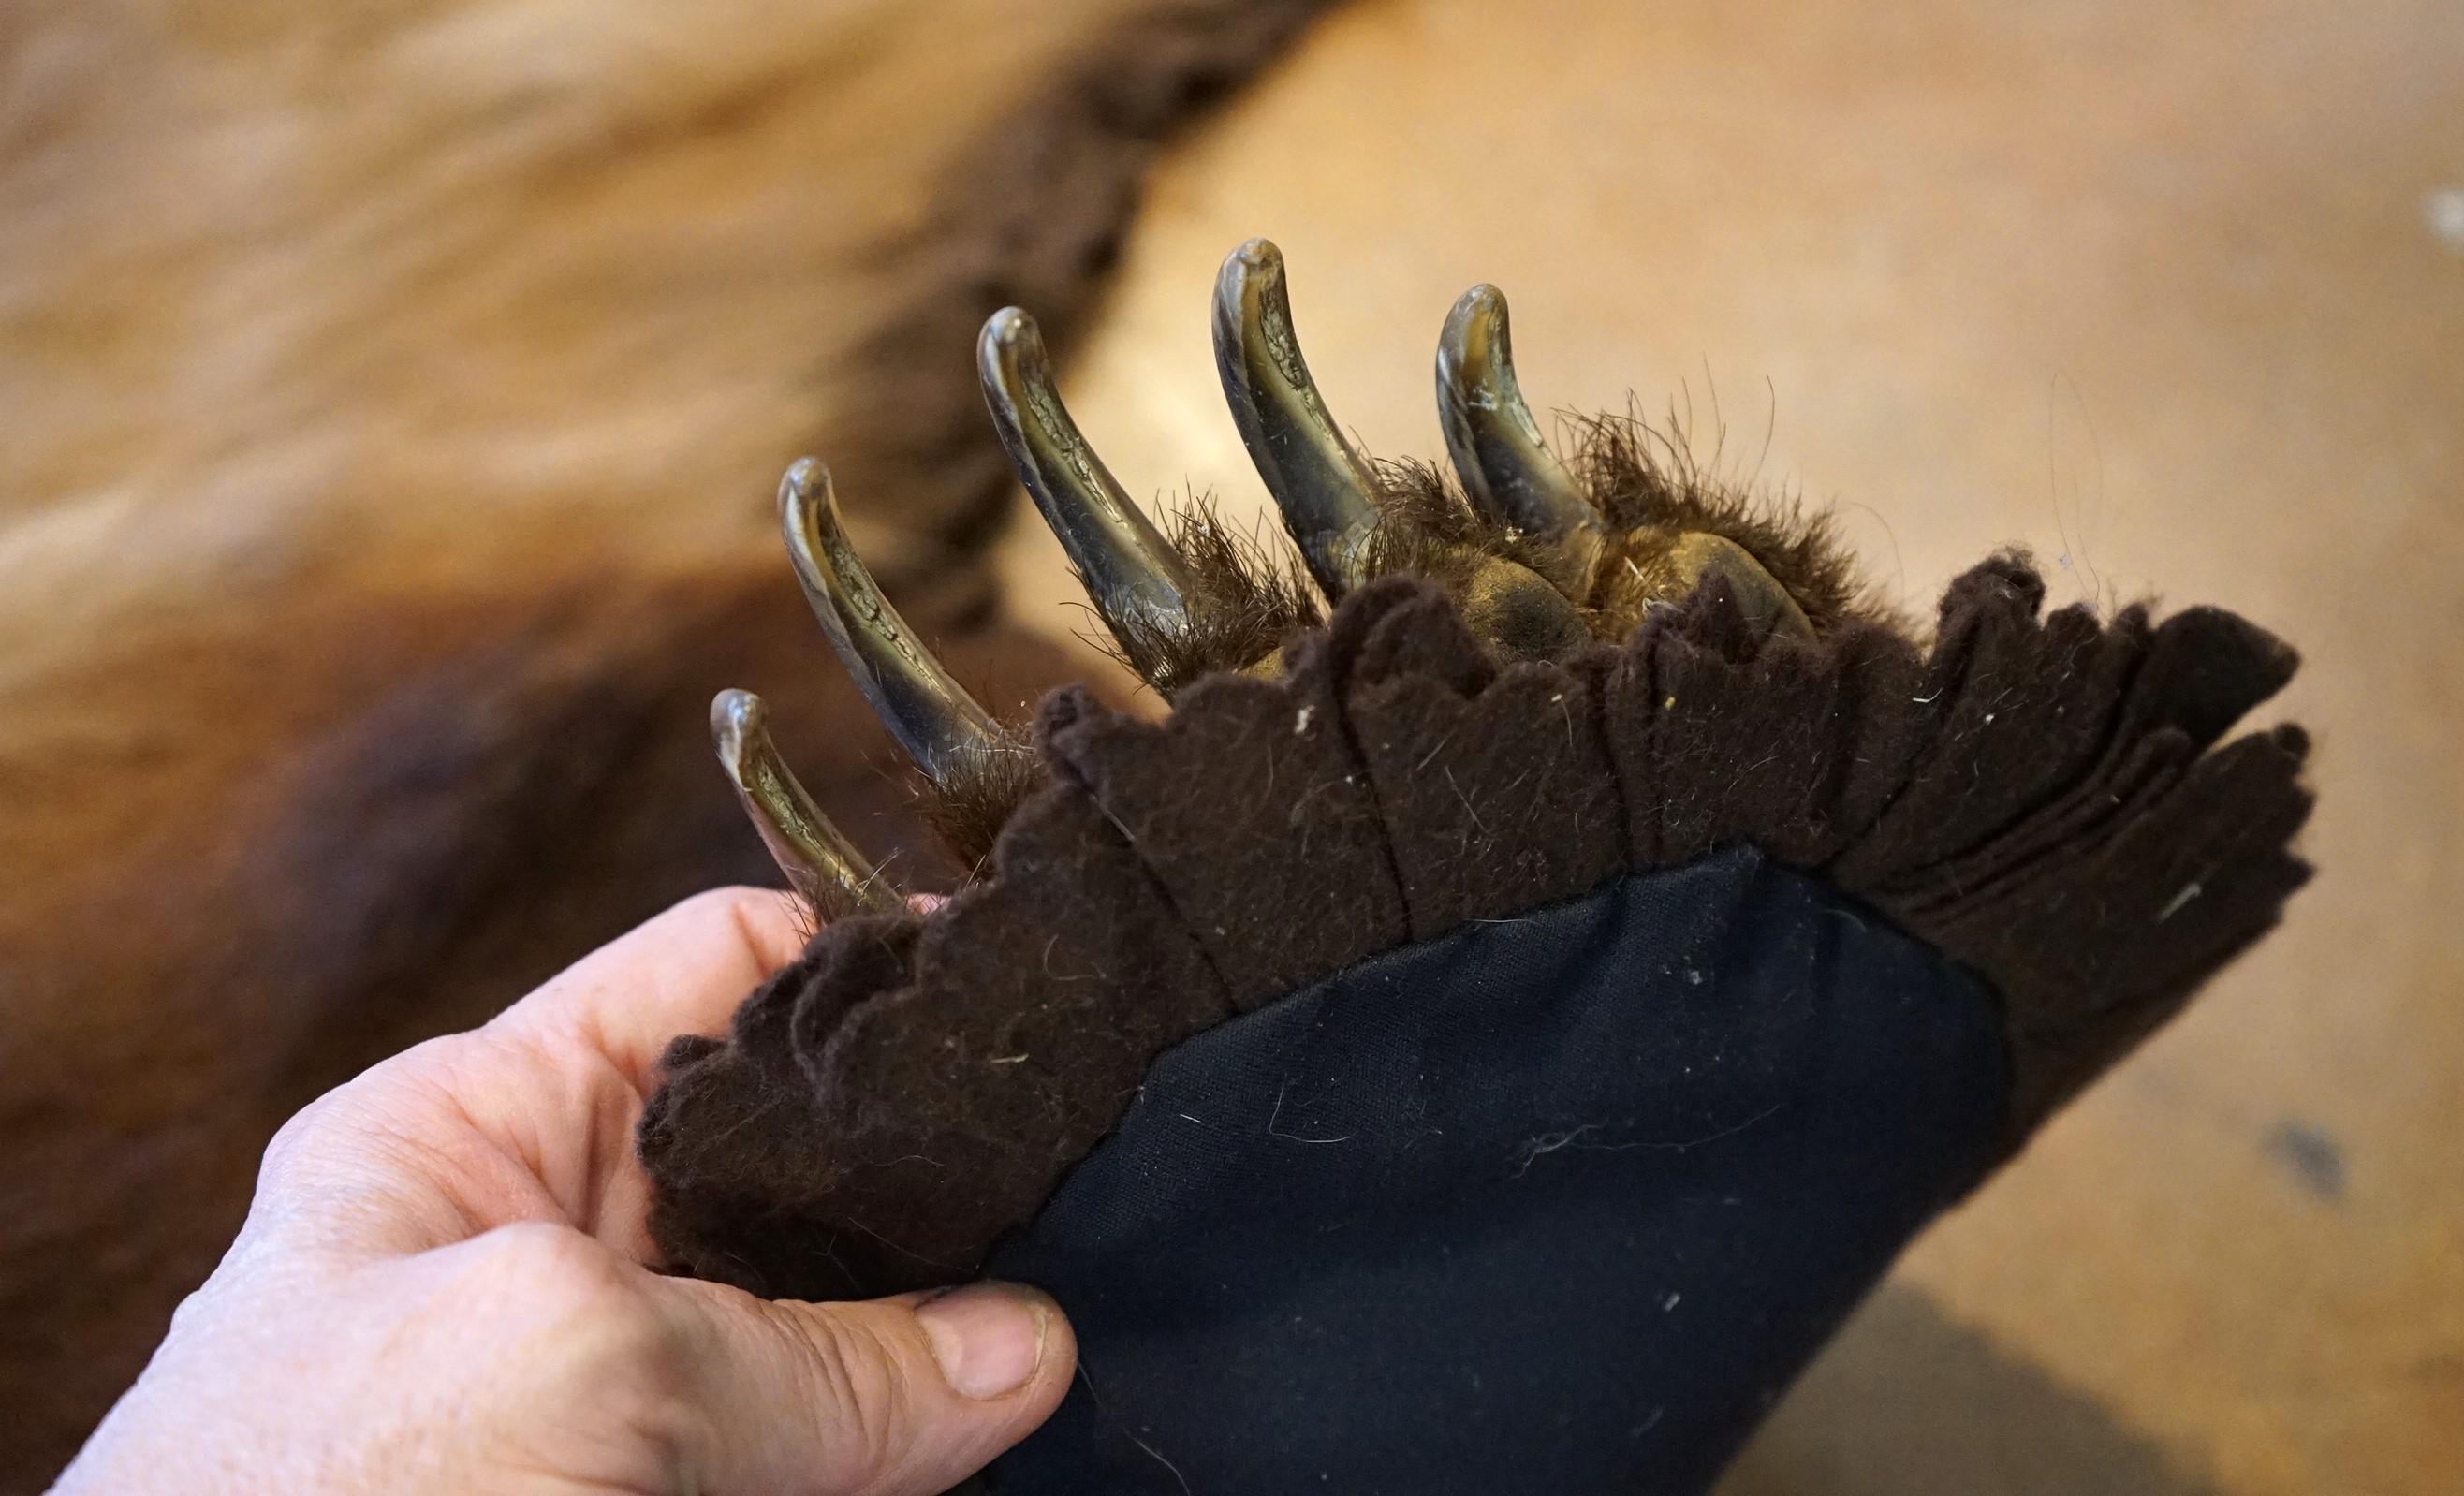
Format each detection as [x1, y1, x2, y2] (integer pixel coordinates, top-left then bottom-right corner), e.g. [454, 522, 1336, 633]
[639, 556, 2310, 1298]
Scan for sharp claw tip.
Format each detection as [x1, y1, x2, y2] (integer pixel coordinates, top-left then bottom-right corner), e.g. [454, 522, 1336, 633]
[779, 460, 844, 541]
[1443, 286, 1509, 355]
[981, 305, 1035, 350]
[710, 688, 759, 760]
[780, 456, 828, 508]
[1220, 238, 1285, 293]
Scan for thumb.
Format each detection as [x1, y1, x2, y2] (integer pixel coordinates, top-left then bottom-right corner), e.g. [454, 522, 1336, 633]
[657, 1277, 1077, 1495]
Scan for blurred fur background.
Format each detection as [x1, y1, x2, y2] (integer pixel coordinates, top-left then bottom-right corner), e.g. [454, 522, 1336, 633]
[3, 2, 2457, 1492]
[0, 0, 1334, 1479]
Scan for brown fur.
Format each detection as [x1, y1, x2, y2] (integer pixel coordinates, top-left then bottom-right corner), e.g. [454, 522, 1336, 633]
[1564, 412, 1890, 638]
[882, 418, 1884, 888]
[918, 737, 1049, 878]
[1100, 496, 1324, 696]
[1357, 423, 1889, 642]
[0, 1, 1336, 1484]
[1360, 456, 1498, 592]
[850, 410, 1998, 929]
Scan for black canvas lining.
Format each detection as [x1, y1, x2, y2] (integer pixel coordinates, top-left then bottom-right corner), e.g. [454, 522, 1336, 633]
[983, 847, 2007, 1494]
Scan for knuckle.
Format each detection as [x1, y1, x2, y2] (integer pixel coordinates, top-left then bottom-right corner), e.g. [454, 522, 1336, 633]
[469, 1224, 662, 1340]
[672, 884, 803, 970]
[777, 1306, 919, 1481]
[256, 1096, 330, 1181]
[668, 884, 770, 932]
[421, 1226, 715, 1480]
[460, 1225, 708, 1439]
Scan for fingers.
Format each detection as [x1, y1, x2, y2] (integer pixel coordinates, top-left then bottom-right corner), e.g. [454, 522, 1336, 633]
[493, 886, 811, 1096]
[247, 888, 812, 1259]
[664, 1277, 1077, 1495]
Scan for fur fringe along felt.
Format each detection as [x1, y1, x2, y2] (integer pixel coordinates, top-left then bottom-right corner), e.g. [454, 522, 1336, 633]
[639, 549, 2310, 1298]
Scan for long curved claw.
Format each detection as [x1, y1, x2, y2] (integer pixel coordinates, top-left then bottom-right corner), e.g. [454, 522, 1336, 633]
[1212, 239, 1383, 597]
[778, 459, 1006, 783]
[978, 307, 1196, 641]
[711, 689, 902, 915]
[1435, 285, 1604, 596]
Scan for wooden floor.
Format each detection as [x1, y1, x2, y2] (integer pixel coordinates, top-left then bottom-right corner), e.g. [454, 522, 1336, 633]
[997, 1, 2464, 1489]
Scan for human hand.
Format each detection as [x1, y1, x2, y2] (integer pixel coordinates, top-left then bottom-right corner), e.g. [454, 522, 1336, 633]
[50, 888, 1075, 1495]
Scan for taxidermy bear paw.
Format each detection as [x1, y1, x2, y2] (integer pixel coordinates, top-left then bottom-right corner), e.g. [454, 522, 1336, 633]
[639, 241, 2311, 1494]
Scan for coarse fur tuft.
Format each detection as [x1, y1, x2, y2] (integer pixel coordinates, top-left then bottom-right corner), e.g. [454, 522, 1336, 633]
[885, 408, 1904, 905]
[1359, 457, 1502, 591]
[917, 737, 1047, 876]
[1562, 411, 1893, 637]
[1096, 495, 1324, 696]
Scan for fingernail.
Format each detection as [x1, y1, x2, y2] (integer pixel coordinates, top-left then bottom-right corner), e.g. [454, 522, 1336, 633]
[916, 1283, 1049, 1400]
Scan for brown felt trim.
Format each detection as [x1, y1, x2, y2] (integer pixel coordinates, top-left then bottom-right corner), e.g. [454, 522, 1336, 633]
[639, 559, 2311, 1298]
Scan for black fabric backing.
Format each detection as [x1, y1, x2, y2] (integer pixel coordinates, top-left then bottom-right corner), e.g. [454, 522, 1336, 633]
[984, 846, 2007, 1494]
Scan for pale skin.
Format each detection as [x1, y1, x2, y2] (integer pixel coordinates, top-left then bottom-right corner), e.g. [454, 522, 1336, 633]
[50, 888, 1077, 1495]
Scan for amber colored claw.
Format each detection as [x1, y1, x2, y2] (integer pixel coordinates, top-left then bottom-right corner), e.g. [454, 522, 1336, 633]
[710, 688, 902, 915]
[978, 307, 1198, 645]
[1435, 284, 1604, 597]
[1212, 238, 1384, 597]
[779, 459, 1006, 783]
